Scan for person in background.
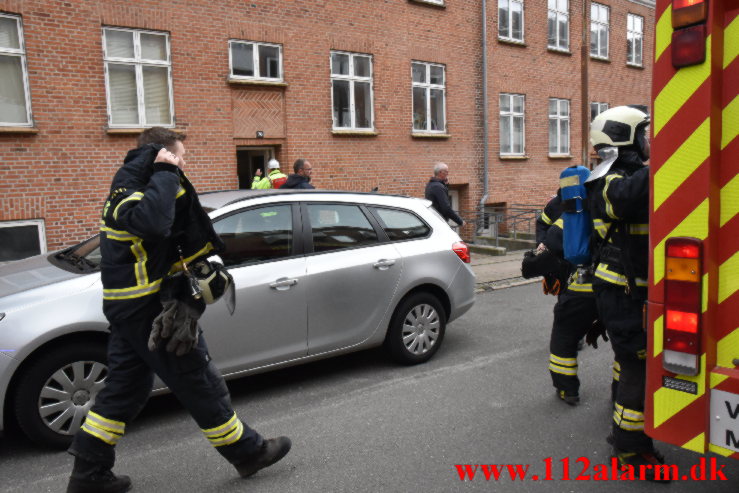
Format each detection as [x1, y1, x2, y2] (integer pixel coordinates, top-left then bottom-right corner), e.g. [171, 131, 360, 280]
[282, 159, 315, 189]
[252, 158, 287, 189]
[424, 162, 464, 227]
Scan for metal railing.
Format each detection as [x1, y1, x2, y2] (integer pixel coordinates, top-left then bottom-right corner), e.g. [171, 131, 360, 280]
[464, 204, 544, 247]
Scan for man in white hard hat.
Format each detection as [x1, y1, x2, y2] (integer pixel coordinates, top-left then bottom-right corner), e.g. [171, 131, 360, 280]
[251, 158, 287, 189]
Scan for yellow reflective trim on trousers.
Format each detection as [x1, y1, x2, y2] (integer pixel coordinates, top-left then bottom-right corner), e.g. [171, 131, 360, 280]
[721, 170, 739, 227]
[628, 223, 649, 235]
[567, 282, 593, 293]
[541, 211, 552, 225]
[113, 192, 144, 221]
[81, 422, 122, 445]
[210, 421, 244, 447]
[594, 264, 649, 288]
[613, 415, 645, 431]
[202, 413, 238, 438]
[654, 118, 710, 211]
[653, 354, 706, 428]
[653, 200, 709, 284]
[593, 218, 608, 238]
[86, 411, 125, 434]
[550, 354, 577, 366]
[654, 36, 712, 137]
[549, 363, 578, 376]
[719, 252, 739, 304]
[654, 5, 672, 63]
[615, 403, 645, 421]
[725, 15, 739, 69]
[103, 279, 162, 300]
[603, 174, 622, 220]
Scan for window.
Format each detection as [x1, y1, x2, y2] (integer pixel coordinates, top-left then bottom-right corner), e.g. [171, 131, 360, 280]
[590, 3, 609, 59]
[498, 0, 524, 43]
[102, 27, 173, 127]
[499, 93, 525, 155]
[229, 40, 283, 81]
[213, 205, 293, 266]
[370, 207, 430, 241]
[0, 14, 32, 126]
[547, 0, 569, 51]
[0, 220, 46, 263]
[308, 204, 378, 253]
[548, 98, 570, 155]
[627, 14, 644, 66]
[412, 61, 446, 133]
[330, 51, 374, 130]
[590, 101, 608, 121]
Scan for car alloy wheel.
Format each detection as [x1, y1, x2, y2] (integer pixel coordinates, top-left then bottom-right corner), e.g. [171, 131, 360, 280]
[385, 292, 446, 365]
[402, 303, 441, 355]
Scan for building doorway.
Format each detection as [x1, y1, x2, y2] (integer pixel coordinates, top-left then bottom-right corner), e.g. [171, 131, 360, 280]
[236, 147, 277, 189]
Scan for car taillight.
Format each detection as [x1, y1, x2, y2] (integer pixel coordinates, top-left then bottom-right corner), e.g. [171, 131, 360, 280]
[671, 0, 708, 68]
[663, 237, 702, 375]
[452, 242, 470, 263]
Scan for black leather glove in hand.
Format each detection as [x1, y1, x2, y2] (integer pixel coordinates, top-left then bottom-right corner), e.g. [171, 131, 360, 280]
[586, 319, 609, 349]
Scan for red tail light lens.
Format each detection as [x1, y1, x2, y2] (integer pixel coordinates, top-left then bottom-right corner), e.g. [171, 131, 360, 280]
[672, 0, 708, 28]
[672, 24, 707, 68]
[452, 242, 470, 263]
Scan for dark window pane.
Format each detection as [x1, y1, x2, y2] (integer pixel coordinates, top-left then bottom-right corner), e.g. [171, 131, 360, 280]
[0, 224, 41, 262]
[332, 80, 350, 127]
[232, 43, 254, 77]
[353, 56, 371, 77]
[331, 53, 349, 75]
[372, 208, 430, 241]
[413, 86, 427, 131]
[258, 44, 280, 78]
[308, 204, 378, 253]
[213, 205, 292, 265]
[354, 81, 372, 128]
[429, 65, 444, 85]
[430, 88, 444, 131]
[412, 62, 425, 83]
[499, 4, 509, 37]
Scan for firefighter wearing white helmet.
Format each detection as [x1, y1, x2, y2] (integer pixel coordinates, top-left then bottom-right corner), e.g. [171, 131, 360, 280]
[251, 158, 287, 189]
[586, 105, 668, 480]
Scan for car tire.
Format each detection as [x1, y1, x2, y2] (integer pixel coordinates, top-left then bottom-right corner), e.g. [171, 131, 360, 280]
[13, 342, 108, 449]
[385, 292, 446, 365]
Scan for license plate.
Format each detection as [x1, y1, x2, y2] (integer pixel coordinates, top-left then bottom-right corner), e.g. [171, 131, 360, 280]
[710, 389, 739, 453]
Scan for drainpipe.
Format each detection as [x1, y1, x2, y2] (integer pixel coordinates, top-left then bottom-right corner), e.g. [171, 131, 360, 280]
[478, 0, 490, 240]
[581, 0, 590, 167]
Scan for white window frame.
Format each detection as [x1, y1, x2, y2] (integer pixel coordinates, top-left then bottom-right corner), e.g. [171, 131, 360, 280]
[228, 40, 283, 82]
[547, 0, 569, 51]
[330, 51, 374, 131]
[590, 3, 610, 60]
[499, 93, 525, 156]
[590, 101, 608, 121]
[411, 61, 447, 134]
[0, 219, 46, 263]
[0, 13, 33, 126]
[627, 13, 644, 67]
[498, 0, 525, 43]
[549, 98, 570, 156]
[102, 27, 174, 128]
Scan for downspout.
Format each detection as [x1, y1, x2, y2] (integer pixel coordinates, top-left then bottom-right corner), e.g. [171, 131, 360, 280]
[581, 0, 590, 167]
[478, 0, 489, 237]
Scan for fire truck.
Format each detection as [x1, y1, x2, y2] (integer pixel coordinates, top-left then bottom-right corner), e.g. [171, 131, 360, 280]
[645, 0, 739, 459]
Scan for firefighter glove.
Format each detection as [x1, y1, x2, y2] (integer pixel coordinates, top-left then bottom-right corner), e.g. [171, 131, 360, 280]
[165, 299, 202, 356]
[542, 273, 563, 296]
[148, 300, 178, 351]
[586, 319, 609, 349]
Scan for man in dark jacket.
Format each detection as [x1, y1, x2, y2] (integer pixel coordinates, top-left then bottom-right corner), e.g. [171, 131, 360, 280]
[282, 158, 315, 189]
[66, 128, 291, 493]
[424, 162, 464, 226]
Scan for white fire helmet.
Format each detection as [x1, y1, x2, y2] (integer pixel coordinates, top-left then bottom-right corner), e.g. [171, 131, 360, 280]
[267, 158, 280, 170]
[192, 259, 235, 314]
[590, 105, 650, 149]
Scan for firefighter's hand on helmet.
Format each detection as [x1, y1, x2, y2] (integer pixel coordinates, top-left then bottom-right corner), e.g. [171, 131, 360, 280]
[586, 319, 609, 349]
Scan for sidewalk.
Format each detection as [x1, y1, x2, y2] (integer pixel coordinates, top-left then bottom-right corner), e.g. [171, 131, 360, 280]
[470, 249, 539, 293]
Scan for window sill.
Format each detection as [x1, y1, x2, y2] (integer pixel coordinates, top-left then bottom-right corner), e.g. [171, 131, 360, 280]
[547, 47, 572, 56]
[626, 63, 644, 70]
[106, 127, 182, 135]
[591, 56, 611, 63]
[227, 78, 288, 87]
[498, 38, 527, 47]
[412, 132, 450, 139]
[499, 155, 529, 160]
[548, 154, 573, 159]
[408, 0, 446, 8]
[0, 126, 39, 134]
[332, 130, 378, 136]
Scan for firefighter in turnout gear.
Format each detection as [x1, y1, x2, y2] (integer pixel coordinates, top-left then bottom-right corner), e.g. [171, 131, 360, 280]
[66, 128, 291, 493]
[586, 105, 667, 478]
[252, 158, 287, 189]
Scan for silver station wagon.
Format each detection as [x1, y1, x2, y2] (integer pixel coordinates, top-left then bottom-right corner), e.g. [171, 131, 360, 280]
[0, 190, 475, 448]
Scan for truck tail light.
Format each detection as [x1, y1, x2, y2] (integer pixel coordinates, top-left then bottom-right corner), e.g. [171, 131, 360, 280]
[452, 242, 471, 263]
[663, 237, 702, 375]
[671, 0, 708, 68]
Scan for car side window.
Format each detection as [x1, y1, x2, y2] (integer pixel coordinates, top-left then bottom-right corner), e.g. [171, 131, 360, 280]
[213, 204, 293, 266]
[307, 204, 379, 253]
[371, 207, 431, 241]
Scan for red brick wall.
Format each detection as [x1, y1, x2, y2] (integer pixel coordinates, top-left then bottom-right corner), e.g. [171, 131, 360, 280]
[0, 0, 652, 250]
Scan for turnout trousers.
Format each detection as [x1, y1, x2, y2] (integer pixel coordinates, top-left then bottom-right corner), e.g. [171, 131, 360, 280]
[594, 283, 653, 453]
[69, 301, 263, 469]
[548, 292, 598, 394]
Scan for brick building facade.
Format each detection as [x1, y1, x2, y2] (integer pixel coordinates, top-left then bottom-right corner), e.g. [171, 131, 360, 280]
[0, 0, 653, 258]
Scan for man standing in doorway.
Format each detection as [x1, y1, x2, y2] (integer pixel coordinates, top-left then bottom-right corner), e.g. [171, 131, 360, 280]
[252, 158, 287, 189]
[283, 159, 315, 189]
[425, 162, 464, 227]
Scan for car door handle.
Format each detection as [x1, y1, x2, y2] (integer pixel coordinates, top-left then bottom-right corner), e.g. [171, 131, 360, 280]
[373, 259, 396, 270]
[269, 278, 298, 290]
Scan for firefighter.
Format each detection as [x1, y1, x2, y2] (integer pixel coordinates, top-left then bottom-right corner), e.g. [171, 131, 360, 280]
[586, 105, 668, 477]
[66, 128, 291, 493]
[252, 158, 287, 189]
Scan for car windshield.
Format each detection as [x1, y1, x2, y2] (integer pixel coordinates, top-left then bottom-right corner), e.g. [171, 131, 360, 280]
[54, 235, 102, 271]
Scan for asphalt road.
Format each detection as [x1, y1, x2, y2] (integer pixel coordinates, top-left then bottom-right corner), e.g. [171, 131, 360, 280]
[1, 284, 737, 492]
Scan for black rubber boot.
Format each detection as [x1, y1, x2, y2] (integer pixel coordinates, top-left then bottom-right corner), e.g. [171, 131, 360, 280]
[67, 457, 132, 493]
[234, 436, 292, 478]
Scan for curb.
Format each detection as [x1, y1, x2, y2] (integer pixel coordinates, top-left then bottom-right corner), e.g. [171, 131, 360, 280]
[475, 277, 541, 293]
